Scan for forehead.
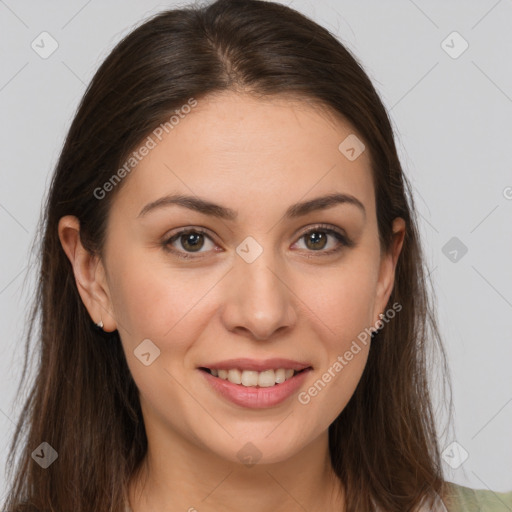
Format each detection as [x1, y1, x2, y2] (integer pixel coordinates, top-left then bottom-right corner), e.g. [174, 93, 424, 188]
[111, 91, 375, 218]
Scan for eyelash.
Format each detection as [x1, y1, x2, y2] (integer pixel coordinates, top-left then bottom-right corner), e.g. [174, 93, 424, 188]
[161, 223, 353, 260]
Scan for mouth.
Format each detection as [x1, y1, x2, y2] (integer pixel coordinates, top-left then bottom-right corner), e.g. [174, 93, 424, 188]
[198, 367, 311, 388]
[198, 363, 313, 409]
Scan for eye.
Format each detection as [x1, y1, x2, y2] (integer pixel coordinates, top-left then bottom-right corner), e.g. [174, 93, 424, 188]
[162, 224, 353, 260]
[162, 228, 217, 259]
[292, 224, 353, 256]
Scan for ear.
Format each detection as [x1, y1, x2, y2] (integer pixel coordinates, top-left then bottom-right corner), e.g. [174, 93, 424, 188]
[57, 215, 117, 332]
[373, 217, 406, 322]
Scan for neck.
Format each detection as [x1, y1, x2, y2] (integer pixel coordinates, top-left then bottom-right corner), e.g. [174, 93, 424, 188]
[127, 430, 345, 512]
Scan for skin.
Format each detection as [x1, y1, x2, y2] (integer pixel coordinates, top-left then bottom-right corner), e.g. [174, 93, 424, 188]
[58, 91, 405, 512]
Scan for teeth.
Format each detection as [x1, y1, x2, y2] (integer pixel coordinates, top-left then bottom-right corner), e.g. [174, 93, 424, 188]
[241, 370, 259, 387]
[275, 368, 286, 384]
[228, 369, 242, 384]
[209, 367, 301, 387]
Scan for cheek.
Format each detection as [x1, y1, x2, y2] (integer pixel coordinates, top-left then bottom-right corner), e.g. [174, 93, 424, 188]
[109, 267, 176, 337]
[295, 253, 376, 412]
[316, 272, 374, 380]
[304, 257, 378, 341]
[106, 250, 177, 335]
[295, 335, 370, 438]
[107, 249, 223, 352]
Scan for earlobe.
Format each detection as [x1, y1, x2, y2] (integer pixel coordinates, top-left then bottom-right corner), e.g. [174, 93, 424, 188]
[57, 215, 117, 332]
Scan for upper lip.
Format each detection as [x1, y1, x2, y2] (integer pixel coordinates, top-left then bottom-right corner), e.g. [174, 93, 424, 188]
[198, 358, 312, 372]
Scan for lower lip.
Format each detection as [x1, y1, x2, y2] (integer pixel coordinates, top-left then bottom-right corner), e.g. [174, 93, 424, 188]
[199, 368, 312, 409]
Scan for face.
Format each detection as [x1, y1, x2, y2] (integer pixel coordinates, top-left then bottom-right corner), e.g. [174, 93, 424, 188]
[73, 91, 404, 465]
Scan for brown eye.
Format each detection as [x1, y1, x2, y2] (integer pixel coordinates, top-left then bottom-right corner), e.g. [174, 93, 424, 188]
[294, 224, 353, 256]
[304, 231, 328, 251]
[179, 232, 205, 252]
[162, 228, 216, 258]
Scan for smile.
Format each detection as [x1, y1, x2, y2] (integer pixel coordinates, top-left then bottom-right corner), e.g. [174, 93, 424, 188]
[198, 366, 313, 409]
[201, 367, 307, 386]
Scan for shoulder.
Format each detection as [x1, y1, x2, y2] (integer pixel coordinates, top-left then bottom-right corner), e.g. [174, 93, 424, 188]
[441, 481, 512, 511]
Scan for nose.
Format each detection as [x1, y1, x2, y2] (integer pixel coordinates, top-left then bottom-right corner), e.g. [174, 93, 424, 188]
[220, 247, 298, 341]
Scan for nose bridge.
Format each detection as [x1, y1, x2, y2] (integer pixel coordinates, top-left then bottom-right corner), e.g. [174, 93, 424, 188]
[238, 245, 280, 299]
[222, 235, 296, 339]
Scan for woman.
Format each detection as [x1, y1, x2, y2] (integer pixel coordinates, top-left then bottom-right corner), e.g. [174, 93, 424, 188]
[2, 0, 511, 511]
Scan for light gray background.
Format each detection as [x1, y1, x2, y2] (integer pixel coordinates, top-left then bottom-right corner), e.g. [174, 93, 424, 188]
[1, 0, 511, 499]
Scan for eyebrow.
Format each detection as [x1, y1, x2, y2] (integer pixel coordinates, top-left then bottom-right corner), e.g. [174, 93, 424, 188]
[137, 192, 366, 220]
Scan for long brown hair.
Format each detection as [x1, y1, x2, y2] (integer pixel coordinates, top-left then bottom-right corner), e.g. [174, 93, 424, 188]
[2, 0, 453, 510]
